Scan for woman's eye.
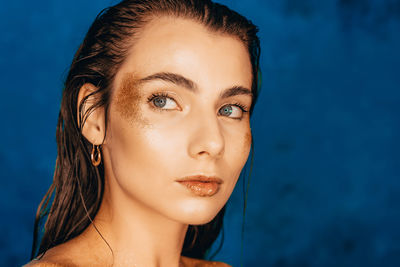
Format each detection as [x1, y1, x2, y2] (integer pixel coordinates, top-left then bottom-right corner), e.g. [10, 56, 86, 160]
[218, 104, 245, 119]
[149, 94, 178, 110]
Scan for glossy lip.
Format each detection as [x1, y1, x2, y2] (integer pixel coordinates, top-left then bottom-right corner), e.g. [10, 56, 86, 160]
[176, 175, 223, 197]
[176, 175, 223, 184]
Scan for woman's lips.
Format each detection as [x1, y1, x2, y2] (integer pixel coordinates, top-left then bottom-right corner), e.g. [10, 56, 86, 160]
[176, 176, 223, 197]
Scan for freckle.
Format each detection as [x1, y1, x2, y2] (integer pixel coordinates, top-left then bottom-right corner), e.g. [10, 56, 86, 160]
[114, 73, 149, 126]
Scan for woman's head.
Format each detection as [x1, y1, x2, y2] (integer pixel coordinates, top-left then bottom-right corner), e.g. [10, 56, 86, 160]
[33, 0, 260, 260]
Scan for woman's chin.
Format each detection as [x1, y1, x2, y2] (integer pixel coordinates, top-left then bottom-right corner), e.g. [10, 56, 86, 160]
[185, 214, 217, 225]
[168, 200, 225, 225]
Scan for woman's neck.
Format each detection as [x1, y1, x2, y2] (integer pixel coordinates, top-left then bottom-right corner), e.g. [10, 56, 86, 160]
[83, 183, 189, 267]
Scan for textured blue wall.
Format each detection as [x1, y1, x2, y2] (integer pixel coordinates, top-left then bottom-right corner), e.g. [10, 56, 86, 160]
[0, 0, 399, 266]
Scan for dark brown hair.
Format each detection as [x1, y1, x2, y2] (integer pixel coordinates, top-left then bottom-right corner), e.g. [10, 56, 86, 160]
[31, 0, 261, 260]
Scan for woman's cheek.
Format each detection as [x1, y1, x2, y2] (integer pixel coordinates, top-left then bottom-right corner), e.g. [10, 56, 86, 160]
[112, 75, 184, 166]
[245, 130, 252, 149]
[114, 73, 150, 126]
[233, 127, 252, 178]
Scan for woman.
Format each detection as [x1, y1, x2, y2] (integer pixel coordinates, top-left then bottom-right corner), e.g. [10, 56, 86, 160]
[26, 0, 260, 266]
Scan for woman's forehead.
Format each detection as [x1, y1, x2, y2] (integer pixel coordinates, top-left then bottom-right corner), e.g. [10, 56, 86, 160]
[114, 16, 252, 91]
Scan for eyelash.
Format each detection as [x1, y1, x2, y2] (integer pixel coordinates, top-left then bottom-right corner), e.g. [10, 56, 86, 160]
[231, 102, 249, 113]
[147, 92, 177, 111]
[147, 92, 172, 103]
[223, 103, 249, 121]
[147, 92, 249, 117]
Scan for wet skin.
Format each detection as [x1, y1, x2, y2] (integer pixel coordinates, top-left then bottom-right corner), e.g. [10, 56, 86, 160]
[101, 16, 254, 266]
[27, 16, 253, 267]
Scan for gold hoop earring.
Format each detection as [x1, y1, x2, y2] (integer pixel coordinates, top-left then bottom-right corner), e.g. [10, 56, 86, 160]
[91, 144, 101, 166]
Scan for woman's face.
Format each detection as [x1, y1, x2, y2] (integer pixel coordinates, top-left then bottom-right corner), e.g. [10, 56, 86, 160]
[102, 17, 253, 224]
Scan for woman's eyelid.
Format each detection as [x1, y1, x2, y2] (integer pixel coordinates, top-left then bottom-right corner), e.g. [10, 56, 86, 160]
[219, 94, 252, 109]
[148, 91, 182, 111]
[220, 101, 249, 113]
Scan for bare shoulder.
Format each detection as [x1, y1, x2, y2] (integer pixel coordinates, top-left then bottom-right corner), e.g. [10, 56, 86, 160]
[23, 259, 75, 267]
[22, 254, 78, 267]
[22, 241, 80, 267]
[181, 256, 232, 267]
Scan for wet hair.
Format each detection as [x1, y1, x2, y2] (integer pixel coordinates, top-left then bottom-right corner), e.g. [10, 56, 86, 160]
[31, 0, 261, 260]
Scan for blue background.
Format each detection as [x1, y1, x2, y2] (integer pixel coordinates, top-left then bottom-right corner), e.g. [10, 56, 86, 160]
[0, 0, 399, 266]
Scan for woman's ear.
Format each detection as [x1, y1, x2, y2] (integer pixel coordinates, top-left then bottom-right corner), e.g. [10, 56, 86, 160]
[77, 83, 106, 145]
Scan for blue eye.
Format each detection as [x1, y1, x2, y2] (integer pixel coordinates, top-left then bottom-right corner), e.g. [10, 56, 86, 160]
[218, 104, 248, 119]
[220, 105, 233, 116]
[148, 93, 178, 110]
[153, 97, 167, 108]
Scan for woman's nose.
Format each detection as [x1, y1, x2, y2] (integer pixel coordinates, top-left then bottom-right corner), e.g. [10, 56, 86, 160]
[187, 111, 225, 160]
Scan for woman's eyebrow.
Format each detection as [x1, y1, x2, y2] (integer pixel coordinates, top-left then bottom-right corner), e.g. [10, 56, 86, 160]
[139, 71, 252, 98]
[139, 72, 198, 92]
[220, 86, 252, 99]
